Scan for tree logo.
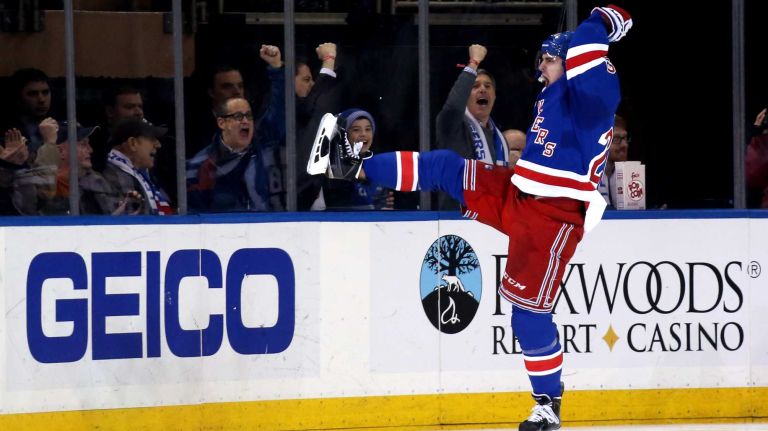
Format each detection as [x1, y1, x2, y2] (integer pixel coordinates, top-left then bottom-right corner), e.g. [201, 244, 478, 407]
[419, 235, 482, 334]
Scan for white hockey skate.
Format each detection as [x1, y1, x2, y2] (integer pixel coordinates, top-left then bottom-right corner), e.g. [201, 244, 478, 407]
[519, 382, 564, 431]
[306, 113, 337, 176]
[306, 112, 371, 180]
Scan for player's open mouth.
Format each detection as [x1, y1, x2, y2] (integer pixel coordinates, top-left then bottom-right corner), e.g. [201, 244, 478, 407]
[477, 98, 489, 106]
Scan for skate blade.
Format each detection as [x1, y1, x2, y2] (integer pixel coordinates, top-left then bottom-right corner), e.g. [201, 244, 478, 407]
[306, 113, 337, 176]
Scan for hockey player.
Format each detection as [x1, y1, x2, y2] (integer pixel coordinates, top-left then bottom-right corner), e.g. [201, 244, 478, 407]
[307, 5, 632, 430]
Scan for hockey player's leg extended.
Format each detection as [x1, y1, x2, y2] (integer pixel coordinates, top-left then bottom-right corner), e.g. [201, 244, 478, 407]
[362, 150, 466, 204]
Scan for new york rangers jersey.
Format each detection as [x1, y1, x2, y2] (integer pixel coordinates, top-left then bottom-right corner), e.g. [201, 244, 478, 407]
[511, 11, 620, 232]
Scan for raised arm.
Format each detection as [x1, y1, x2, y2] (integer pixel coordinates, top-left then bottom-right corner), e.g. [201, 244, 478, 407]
[302, 43, 341, 117]
[258, 44, 286, 144]
[435, 44, 487, 149]
[565, 5, 632, 125]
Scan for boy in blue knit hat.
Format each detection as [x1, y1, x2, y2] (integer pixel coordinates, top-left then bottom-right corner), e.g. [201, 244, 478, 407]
[319, 108, 394, 210]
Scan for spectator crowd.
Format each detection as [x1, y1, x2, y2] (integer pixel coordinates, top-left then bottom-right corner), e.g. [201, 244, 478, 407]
[0, 42, 659, 216]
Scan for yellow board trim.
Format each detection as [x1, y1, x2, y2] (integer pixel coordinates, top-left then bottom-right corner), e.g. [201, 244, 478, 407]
[1, 387, 767, 430]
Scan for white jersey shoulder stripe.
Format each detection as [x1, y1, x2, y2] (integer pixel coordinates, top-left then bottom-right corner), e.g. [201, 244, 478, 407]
[566, 43, 609, 58]
[567, 57, 606, 80]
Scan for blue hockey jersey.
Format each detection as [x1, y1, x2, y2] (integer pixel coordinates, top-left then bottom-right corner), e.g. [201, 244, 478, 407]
[511, 11, 620, 232]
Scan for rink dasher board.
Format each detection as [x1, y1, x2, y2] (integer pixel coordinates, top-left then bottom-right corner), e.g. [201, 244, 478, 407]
[0, 211, 766, 429]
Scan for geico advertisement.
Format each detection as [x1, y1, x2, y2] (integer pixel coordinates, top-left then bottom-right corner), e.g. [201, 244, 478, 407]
[371, 218, 768, 390]
[1, 223, 327, 412]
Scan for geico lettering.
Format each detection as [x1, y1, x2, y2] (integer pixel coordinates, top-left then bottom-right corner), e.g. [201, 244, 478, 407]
[627, 321, 744, 353]
[164, 249, 224, 358]
[93, 252, 144, 360]
[27, 253, 88, 363]
[26, 248, 295, 363]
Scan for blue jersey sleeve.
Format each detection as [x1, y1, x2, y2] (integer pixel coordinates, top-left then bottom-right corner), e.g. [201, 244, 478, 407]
[564, 12, 621, 129]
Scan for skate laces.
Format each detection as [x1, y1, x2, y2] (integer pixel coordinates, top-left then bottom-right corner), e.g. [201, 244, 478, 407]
[351, 141, 363, 156]
[526, 403, 559, 424]
[347, 141, 373, 161]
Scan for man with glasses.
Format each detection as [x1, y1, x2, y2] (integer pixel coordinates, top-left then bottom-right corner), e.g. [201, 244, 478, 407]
[187, 96, 275, 212]
[187, 45, 286, 213]
[598, 114, 630, 208]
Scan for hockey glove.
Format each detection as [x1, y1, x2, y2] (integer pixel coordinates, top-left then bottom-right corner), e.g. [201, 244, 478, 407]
[592, 5, 633, 42]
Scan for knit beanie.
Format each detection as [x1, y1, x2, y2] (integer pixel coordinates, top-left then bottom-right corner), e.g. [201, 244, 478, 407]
[339, 108, 376, 134]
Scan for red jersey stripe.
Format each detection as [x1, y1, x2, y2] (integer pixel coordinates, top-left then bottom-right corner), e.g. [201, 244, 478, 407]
[566, 49, 607, 70]
[399, 151, 416, 191]
[524, 353, 563, 373]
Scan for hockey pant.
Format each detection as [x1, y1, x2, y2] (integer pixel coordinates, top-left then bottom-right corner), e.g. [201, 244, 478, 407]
[362, 150, 563, 398]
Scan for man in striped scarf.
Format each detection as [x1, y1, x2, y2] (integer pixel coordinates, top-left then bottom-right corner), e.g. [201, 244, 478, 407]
[435, 44, 509, 209]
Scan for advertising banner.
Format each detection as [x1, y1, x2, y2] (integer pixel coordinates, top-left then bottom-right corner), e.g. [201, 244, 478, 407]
[0, 215, 766, 417]
[371, 218, 766, 392]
